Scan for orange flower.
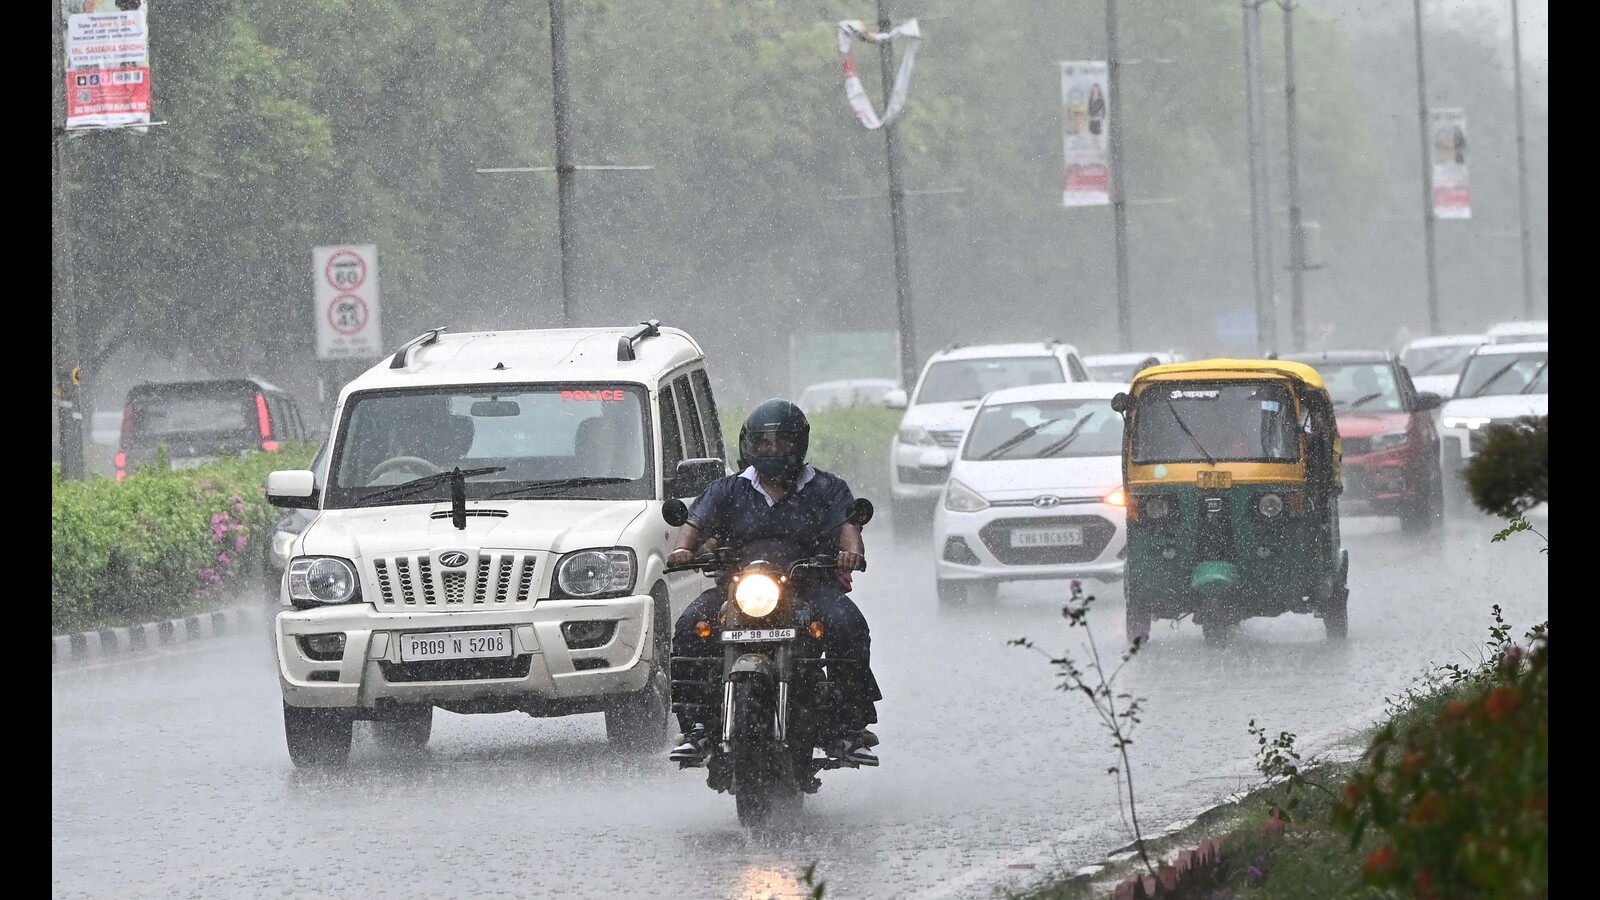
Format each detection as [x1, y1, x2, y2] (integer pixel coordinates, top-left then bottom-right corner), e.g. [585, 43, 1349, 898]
[1363, 845, 1397, 878]
[1343, 782, 1365, 805]
[1401, 749, 1428, 776]
[1446, 700, 1469, 720]
[1407, 791, 1441, 824]
[1484, 685, 1519, 722]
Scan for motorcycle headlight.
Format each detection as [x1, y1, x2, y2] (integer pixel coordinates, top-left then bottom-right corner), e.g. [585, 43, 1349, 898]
[897, 425, 935, 447]
[733, 572, 782, 617]
[287, 557, 360, 606]
[1369, 431, 1409, 452]
[944, 478, 990, 512]
[1442, 416, 1491, 430]
[556, 548, 637, 598]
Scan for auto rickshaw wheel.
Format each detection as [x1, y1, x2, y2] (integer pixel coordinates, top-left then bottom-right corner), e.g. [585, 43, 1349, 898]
[1322, 587, 1349, 640]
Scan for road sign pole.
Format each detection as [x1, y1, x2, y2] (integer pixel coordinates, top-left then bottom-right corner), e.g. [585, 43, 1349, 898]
[876, 0, 919, 394]
[53, 0, 85, 480]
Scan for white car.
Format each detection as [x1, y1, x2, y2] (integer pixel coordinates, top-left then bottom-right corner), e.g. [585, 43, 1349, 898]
[1485, 319, 1548, 345]
[1082, 351, 1184, 384]
[264, 321, 728, 767]
[932, 382, 1127, 607]
[1438, 340, 1547, 505]
[885, 341, 1091, 536]
[1398, 333, 1487, 398]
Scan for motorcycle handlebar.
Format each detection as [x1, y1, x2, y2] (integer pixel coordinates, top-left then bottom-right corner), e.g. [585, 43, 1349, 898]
[662, 552, 867, 575]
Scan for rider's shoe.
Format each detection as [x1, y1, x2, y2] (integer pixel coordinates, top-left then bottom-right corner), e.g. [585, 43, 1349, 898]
[825, 730, 880, 767]
[669, 726, 712, 767]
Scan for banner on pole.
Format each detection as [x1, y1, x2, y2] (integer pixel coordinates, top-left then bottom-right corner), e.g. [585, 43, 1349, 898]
[61, 0, 152, 132]
[1430, 107, 1471, 220]
[836, 19, 922, 130]
[1060, 61, 1110, 207]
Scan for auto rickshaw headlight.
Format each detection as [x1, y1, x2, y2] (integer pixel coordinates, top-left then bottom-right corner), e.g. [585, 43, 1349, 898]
[1256, 492, 1285, 518]
[733, 572, 782, 617]
[1141, 495, 1173, 520]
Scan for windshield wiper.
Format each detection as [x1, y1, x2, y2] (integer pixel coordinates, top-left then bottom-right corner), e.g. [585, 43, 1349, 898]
[1161, 398, 1215, 465]
[1034, 413, 1096, 458]
[1468, 360, 1521, 397]
[979, 418, 1066, 460]
[353, 466, 506, 507]
[485, 476, 634, 499]
[1338, 391, 1386, 410]
[1518, 360, 1548, 394]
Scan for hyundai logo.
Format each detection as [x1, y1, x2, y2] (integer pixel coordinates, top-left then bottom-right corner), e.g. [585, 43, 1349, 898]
[438, 551, 470, 568]
[1032, 495, 1061, 509]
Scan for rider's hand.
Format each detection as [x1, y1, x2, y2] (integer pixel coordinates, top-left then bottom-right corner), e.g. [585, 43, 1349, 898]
[668, 548, 696, 567]
[836, 549, 865, 572]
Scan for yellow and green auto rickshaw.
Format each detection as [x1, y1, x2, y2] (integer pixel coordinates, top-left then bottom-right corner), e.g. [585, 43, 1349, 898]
[1110, 359, 1348, 644]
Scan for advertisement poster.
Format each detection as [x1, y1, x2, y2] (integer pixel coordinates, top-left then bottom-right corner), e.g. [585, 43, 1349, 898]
[61, 0, 152, 131]
[1430, 107, 1471, 220]
[1060, 61, 1110, 207]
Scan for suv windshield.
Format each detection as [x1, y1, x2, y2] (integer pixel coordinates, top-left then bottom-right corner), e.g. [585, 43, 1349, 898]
[915, 357, 1064, 404]
[964, 397, 1122, 460]
[1316, 363, 1403, 412]
[1401, 344, 1479, 377]
[1131, 380, 1300, 464]
[325, 384, 652, 507]
[1454, 350, 1548, 398]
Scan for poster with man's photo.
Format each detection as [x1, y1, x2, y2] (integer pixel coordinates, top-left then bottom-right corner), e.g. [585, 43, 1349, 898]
[1060, 60, 1110, 207]
[1430, 107, 1471, 219]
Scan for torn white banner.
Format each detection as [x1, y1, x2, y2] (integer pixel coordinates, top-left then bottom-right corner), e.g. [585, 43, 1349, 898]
[836, 18, 922, 130]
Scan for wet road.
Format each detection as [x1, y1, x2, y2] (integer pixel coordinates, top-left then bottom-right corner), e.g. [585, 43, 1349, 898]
[53, 507, 1547, 899]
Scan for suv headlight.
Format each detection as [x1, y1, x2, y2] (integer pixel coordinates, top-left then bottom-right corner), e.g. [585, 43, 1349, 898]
[1442, 415, 1491, 430]
[1369, 431, 1408, 452]
[944, 478, 990, 513]
[287, 557, 360, 607]
[897, 425, 936, 447]
[555, 548, 637, 598]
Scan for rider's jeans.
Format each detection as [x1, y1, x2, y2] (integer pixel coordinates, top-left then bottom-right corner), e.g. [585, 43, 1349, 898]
[671, 583, 881, 736]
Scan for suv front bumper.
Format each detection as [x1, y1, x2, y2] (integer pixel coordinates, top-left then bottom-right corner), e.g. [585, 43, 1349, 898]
[276, 595, 653, 713]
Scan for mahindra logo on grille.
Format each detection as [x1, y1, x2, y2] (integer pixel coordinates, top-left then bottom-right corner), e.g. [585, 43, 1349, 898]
[1032, 495, 1061, 508]
[438, 551, 470, 568]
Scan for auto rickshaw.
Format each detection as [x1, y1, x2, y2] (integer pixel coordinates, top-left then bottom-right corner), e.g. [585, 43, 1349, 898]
[1110, 359, 1348, 644]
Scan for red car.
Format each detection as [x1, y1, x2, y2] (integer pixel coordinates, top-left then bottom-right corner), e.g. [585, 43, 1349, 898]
[1283, 351, 1446, 532]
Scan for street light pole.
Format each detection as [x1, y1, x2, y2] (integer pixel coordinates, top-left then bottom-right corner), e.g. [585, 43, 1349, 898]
[1509, 0, 1536, 318]
[875, 0, 919, 394]
[548, 0, 577, 326]
[1411, 0, 1441, 335]
[53, 1, 84, 480]
[1280, 0, 1308, 352]
[1242, 0, 1278, 355]
[1106, 0, 1132, 352]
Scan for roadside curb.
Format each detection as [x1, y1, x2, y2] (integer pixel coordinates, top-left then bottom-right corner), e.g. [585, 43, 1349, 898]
[1108, 839, 1224, 899]
[52, 605, 266, 668]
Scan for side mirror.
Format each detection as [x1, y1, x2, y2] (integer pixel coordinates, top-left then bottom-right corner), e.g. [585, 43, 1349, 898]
[266, 469, 319, 510]
[661, 498, 690, 527]
[1415, 391, 1445, 411]
[845, 498, 874, 527]
[1110, 392, 1132, 414]
[882, 388, 908, 410]
[669, 457, 724, 498]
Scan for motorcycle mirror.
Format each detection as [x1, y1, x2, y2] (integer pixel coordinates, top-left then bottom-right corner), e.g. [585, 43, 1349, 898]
[1111, 392, 1132, 414]
[845, 498, 874, 527]
[662, 498, 690, 527]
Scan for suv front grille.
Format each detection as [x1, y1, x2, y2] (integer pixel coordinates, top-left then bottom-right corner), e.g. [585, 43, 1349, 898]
[371, 552, 540, 609]
[928, 428, 964, 447]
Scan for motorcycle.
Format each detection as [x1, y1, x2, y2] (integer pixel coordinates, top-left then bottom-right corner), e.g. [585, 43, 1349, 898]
[662, 496, 876, 828]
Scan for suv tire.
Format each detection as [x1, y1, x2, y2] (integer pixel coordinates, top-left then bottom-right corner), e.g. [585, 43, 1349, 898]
[283, 703, 353, 768]
[605, 590, 672, 751]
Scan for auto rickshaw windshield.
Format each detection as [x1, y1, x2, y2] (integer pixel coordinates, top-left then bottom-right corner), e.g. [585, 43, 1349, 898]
[1130, 380, 1301, 464]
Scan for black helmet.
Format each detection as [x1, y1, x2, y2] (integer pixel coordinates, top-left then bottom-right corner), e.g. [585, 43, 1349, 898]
[739, 399, 810, 485]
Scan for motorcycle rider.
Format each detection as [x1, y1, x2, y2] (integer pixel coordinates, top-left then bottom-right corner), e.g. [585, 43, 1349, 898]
[666, 398, 882, 767]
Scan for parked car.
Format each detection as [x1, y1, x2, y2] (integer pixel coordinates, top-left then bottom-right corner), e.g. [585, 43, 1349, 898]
[932, 382, 1127, 608]
[1282, 350, 1446, 532]
[1398, 333, 1488, 398]
[1438, 340, 1548, 510]
[885, 341, 1092, 537]
[263, 321, 729, 767]
[797, 377, 900, 411]
[1082, 351, 1185, 383]
[1485, 319, 1548, 345]
[115, 377, 310, 481]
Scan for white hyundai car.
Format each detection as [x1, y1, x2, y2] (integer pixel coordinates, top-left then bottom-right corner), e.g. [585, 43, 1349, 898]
[1438, 340, 1547, 510]
[932, 382, 1127, 608]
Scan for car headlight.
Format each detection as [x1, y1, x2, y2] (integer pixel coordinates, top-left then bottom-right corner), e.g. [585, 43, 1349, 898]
[555, 548, 637, 598]
[287, 557, 360, 606]
[1369, 430, 1409, 452]
[733, 572, 782, 617]
[1442, 415, 1491, 430]
[897, 425, 936, 447]
[944, 478, 990, 512]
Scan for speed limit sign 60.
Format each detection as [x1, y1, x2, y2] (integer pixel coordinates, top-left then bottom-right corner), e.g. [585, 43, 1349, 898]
[313, 245, 383, 359]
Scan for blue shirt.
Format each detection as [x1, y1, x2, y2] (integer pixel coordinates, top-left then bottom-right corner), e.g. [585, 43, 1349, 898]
[687, 465, 855, 556]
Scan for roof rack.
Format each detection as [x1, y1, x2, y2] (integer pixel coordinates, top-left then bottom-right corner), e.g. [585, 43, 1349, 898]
[617, 319, 663, 361]
[389, 327, 448, 369]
